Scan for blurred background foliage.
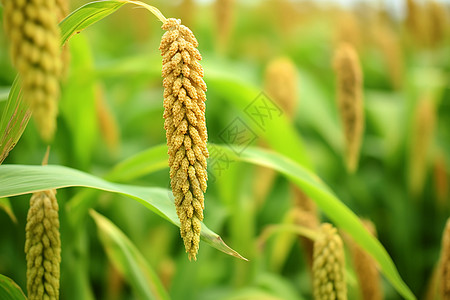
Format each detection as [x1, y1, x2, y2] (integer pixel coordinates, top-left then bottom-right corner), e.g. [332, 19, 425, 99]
[0, 0, 449, 299]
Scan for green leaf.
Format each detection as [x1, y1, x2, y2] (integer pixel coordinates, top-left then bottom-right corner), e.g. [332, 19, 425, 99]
[59, 0, 127, 45]
[0, 164, 246, 260]
[105, 144, 168, 182]
[60, 34, 98, 170]
[90, 210, 170, 300]
[0, 77, 31, 165]
[219, 146, 416, 300]
[0, 87, 10, 102]
[0, 0, 127, 164]
[0, 274, 27, 300]
[93, 144, 415, 299]
[0, 198, 17, 223]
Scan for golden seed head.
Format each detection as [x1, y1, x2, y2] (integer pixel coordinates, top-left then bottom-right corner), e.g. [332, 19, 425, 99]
[55, 0, 69, 22]
[335, 11, 361, 50]
[96, 86, 119, 155]
[215, 0, 234, 53]
[427, 0, 448, 47]
[405, 0, 422, 39]
[372, 22, 404, 90]
[409, 97, 436, 197]
[440, 218, 450, 300]
[333, 42, 364, 173]
[433, 152, 449, 207]
[312, 223, 347, 300]
[178, 0, 195, 30]
[160, 18, 208, 261]
[3, 0, 62, 141]
[347, 220, 382, 300]
[264, 57, 299, 120]
[292, 187, 319, 268]
[25, 190, 61, 300]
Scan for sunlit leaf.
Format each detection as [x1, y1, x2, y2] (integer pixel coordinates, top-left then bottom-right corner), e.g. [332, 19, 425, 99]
[59, 0, 127, 45]
[84, 143, 416, 299]
[0, 164, 246, 260]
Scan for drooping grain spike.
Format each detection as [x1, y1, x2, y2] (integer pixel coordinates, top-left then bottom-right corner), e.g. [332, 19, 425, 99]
[312, 223, 347, 300]
[427, 0, 448, 48]
[333, 43, 364, 173]
[440, 218, 450, 300]
[264, 57, 299, 120]
[433, 152, 449, 208]
[25, 190, 61, 300]
[292, 187, 319, 269]
[408, 97, 436, 197]
[346, 220, 383, 300]
[335, 11, 362, 51]
[372, 21, 404, 90]
[3, 0, 62, 141]
[215, 0, 234, 54]
[160, 18, 208, 260]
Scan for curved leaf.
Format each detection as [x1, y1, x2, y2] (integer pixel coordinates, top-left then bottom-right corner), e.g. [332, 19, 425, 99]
[0, 274, 26, 300]
[83, 143, 415, 299]
[220, 146, 416, 300]
[90, 210, 170, 300]
[59, 0, 127, 45]
[0, 164, 246, 260]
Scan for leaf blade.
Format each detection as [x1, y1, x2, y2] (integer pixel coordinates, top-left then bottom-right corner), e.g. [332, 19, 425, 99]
[0, 164, 246, 260]
[0, 274, 27, 300]
[90, 210, 170, 300]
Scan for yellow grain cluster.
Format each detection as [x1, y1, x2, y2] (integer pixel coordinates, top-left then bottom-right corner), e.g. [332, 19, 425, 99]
[292, 187, 319, 268]
[433, 153, 449, 208]
[347, 220, 382, 300]
[372, 22, 404, 90]
[96, 86, 119, 155]
[405, 0, 424, 43]
[179, 0, 195, 29]
[160, 18, 208, 260]
[264, 57, 299, 119]
[25, 190, 61, 300]
[427, 0, 448, 47]
[335, 12, 362, 51]
[2, 0, 62, 141]
[440, 218, 450, 300]
[55, 0, 69, 21]
[312, 223, 347, 300]
[333, 43, 364, 173]
[215, 0, 234, 53]
[409, 97, 436, 197]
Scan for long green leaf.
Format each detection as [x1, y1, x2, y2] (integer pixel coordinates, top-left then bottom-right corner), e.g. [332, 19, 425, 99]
[0, 274, 27, 300]
[0, 77, 30, 164]
[84, 143, 415, 299]
[59, 0, 127, 45]
[222, 146, 415, 300]
[105, 144, 168, 182]
[0, 164, 246, 260]
[90, 210, 170, 300]
[0, 87, 10, 102]
[0, 0, 126, 164]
